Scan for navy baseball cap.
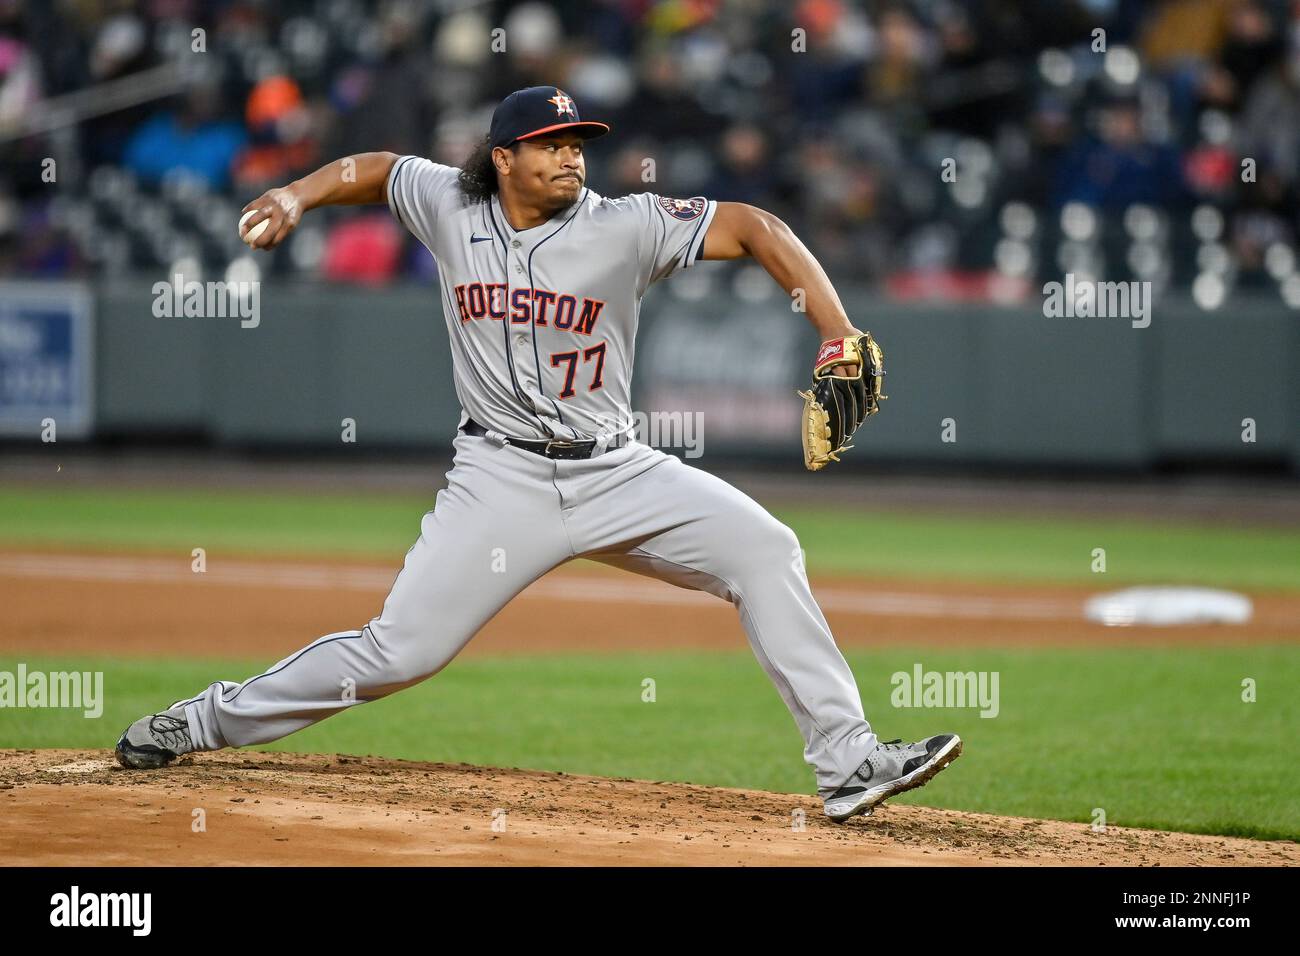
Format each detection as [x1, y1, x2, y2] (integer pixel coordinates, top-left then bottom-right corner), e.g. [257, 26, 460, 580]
[489, 86, 611, 149]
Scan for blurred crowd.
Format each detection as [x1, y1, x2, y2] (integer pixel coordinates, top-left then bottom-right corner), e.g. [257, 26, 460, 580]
[1, 0, 1298, 302]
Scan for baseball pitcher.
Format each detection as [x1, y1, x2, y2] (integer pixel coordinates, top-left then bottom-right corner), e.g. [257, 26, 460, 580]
[116, 87, 961, 823]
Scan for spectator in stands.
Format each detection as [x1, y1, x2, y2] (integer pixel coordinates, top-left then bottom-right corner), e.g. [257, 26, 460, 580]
[865, 2, 933, 117]
[321, 213, 402, 285]
[1052, 93, 1186, 209]
[1139, 0, 1232, 70]
[0, 26, 39, 139]
[1237, 5, 1300, 199]
[331, 2, 433, 159]
[1200, 0, 1286, 111]
[780, 0, 871, 127]
[122, 83, 246, 189]
[1233, 3, 1300, 260]
[80, 11, 156, 169]
[234, 74, 317, 188]
[703, 124, 776, 204]
[0, 12, 47, 203]
[611, 49, 718, 145]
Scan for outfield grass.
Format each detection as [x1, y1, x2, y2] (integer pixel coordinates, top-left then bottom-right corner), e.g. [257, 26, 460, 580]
[3, 647, 1296, 841]
[3, 486, 1299, 590]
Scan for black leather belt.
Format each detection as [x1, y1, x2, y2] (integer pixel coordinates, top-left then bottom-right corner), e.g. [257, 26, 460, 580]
[461, 417, 598, 460]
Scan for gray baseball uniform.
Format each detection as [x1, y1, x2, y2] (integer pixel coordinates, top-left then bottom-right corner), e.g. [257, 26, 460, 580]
[179, 161, 880, 795]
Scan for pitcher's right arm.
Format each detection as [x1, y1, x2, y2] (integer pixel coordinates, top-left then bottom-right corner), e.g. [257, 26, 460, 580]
[240, 151, 400, 250]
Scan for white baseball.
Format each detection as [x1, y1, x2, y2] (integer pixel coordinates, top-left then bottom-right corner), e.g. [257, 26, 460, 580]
[239, 210, 270, 245]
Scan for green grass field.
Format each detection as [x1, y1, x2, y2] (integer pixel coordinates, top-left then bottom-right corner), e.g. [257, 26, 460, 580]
[2, 484, 1298, 841]
[3, 485, 1300, 589]
[1, 648, 1296, 840]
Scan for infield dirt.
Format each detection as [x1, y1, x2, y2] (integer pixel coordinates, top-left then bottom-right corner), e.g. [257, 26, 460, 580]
[2, 548, 1296, 866]
[3, 749, 1297, 866]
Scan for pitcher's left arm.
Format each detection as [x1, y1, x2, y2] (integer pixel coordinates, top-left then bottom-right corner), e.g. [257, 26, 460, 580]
[701, 201, 885, 471]
[702, 202, 862, 372]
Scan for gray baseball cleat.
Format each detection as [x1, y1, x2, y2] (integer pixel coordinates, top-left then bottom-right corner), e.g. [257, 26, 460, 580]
[823, 733, 963, 822]
[114, 704, 195, 769]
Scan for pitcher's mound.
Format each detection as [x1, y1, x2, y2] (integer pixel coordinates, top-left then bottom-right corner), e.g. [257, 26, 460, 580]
[1, 749, 1293, 866]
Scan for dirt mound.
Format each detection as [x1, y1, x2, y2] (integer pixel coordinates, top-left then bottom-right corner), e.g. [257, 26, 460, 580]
[1, 749, 1294, 866]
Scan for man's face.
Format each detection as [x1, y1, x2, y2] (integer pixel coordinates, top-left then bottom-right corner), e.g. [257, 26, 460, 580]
[500, 133, 587, 208]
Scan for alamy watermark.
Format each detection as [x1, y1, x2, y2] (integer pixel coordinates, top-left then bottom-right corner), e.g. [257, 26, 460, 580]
[50, 886, 151, 936]
[890, 663, 999, 718]
[1043, 274, 1151, 328]
[0, 664, 103, 717]
[597, 406, 704, 458]
[152, 274, 260, 328]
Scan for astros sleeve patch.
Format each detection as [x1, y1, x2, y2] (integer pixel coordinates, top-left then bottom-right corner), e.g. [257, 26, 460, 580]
[632, 193, 717, 291]
[656, 195, 707, 221]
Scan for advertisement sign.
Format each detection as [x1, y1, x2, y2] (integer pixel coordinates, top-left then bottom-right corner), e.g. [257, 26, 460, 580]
[0, 282, 95, 439]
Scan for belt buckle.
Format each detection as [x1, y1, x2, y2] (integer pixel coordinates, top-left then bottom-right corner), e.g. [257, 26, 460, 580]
[544, 438, 580, 458]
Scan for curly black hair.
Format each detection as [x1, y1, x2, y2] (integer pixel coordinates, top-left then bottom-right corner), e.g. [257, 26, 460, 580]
[457, 135, 518, 203]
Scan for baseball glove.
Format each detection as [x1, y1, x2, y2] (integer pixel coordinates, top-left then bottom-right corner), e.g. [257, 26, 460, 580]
[797, 332, 886, 471]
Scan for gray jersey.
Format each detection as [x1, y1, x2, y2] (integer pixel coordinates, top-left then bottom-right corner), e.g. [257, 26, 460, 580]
[159, 152, 902, 809]
[386, 156, 717, 443]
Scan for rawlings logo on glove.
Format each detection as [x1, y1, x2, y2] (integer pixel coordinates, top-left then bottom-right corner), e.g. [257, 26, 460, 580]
[814, 340, 846, 366]
[797, 331, 886, 471]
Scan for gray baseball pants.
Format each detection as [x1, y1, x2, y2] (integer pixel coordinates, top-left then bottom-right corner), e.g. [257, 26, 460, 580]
[180, 432, 878, 793]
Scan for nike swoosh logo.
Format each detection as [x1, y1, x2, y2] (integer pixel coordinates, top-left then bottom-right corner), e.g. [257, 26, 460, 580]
[470, 235, 492, 243]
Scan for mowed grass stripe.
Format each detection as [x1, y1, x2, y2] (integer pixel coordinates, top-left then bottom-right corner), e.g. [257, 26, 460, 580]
[2, 646, 1296, 841]
[2, 487, 1298, 590]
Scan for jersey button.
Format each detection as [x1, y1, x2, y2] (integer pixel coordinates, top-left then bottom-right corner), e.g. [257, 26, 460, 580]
[511, 240, 521, 248]
[515, 264, 524, 274]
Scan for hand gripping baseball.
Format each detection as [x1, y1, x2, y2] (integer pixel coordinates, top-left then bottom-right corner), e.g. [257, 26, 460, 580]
[239, 186, 303, 250]
[797, 332, 886, 471]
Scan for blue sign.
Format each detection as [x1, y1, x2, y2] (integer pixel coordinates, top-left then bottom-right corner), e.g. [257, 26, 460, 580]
[0, 282, 94, 438]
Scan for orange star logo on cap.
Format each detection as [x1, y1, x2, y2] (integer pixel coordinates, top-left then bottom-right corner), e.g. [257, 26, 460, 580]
[547, 91, 575, 116]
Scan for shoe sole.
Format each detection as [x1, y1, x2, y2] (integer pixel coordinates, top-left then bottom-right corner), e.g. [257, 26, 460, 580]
[825, 735, 963, 823]
[114, 738, 180, 770]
